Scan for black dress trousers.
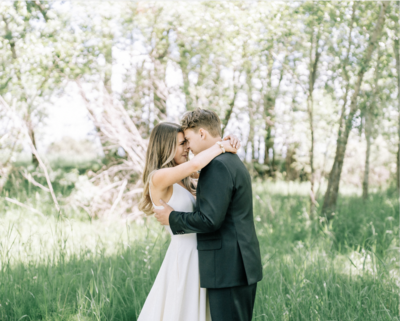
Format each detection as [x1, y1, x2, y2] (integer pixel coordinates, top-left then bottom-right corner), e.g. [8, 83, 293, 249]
[208, 283, 257, 321]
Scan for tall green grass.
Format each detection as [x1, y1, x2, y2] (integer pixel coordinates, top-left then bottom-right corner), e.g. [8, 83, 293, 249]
[0, 180, 399, 320]
[0, 213, 169, 320]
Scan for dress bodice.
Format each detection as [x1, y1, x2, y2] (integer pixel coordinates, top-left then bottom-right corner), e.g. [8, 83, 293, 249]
[151, 183, 196, 236]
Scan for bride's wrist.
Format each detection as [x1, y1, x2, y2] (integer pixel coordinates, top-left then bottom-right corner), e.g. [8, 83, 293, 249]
[213, 142, 222, 155]
[216, 141, 225, 154]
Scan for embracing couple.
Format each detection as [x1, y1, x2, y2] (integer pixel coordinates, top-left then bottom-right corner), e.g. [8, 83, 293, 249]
[138, 109, 263, 321]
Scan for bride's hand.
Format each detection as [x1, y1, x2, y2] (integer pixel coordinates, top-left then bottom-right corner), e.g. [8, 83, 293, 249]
[223, 134, 241, 149]
[221, 140, 238, 154]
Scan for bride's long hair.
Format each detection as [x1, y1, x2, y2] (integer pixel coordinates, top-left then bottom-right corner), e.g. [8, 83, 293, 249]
[139, 122, 195, 216]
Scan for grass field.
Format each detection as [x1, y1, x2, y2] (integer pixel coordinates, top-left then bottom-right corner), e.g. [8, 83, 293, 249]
[0, 180, 399, 320]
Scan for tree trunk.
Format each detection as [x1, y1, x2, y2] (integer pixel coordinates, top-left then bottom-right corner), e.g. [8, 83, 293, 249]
[322, 2, 389, 219]
[221, 98, 234, 137]
[104, 38, 113, 94]
[3, 14, 38, 164]
[393, 3, 400, 190]
[3, 16, 18, 59]
[262, 56, 284, 176]
[182, 70, 193, 111]
[245, 65, 256, 163]
[362, 113, 371, 200]
[27, 122, 39, 167]
[151, 59, 168, 123]
[248, 105, 256, 162]
[221, 71, 240, 137]
[307, 26, 321, 218]
[264, 127, 272, 165]
[177, 46, 194, 111]
[263, 59, 274, 168]
[33, 1, 49, 22]
[363, 49, 381, 200]
[308, 94, 316, 216]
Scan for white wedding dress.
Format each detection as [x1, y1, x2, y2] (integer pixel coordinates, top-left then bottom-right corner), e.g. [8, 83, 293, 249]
[138, 183, 211, 321]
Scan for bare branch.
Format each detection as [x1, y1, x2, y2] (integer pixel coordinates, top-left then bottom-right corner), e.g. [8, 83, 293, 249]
[109, 179, 127, 216]
[72, 82, 148, 219]
[5, 197, 46, 218]
[21, 170, 50, 193]
[0, 95, 61, 214]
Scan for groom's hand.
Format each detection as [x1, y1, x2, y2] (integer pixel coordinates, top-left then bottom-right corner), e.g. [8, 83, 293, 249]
[154, 200, 174, 225]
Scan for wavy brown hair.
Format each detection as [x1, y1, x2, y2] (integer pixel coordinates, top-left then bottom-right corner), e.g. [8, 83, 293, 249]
[180, 108, 222, 138]
[139, 122, 195, 216]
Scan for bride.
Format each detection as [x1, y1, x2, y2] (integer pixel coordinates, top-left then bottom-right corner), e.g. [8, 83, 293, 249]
[138, 121, 239, 321]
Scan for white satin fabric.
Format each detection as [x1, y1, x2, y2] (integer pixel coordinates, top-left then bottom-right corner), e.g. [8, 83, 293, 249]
[138, 183, 211, 321]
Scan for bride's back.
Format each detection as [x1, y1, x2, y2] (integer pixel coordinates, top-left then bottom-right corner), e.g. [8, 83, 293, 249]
[153, 183, 196, 238]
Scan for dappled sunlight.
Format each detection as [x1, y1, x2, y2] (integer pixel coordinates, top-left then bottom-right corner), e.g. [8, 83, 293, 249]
[254, 179, 375, 198]
[0, 1, 399, 319]
[0, 210, 165, 268]
[1, 179, 399, 319]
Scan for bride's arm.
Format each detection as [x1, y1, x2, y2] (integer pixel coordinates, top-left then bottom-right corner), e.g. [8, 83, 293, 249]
[152, 140, 236, 191]
[188, 134, 239, 180]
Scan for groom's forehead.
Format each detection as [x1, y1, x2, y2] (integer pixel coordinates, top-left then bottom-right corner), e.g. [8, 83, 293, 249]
[184, 128, 200, 136]
[183, 129, 195, 139]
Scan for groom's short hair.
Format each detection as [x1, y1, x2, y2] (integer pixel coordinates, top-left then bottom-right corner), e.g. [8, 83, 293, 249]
[181, 109, 222, 138]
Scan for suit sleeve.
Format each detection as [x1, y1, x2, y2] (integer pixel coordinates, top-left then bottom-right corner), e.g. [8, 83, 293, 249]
[169, 159, 233, 235]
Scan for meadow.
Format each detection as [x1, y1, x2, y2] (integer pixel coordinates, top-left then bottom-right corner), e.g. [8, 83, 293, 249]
[1, 1, 399, 319]
[0, 175, 399, 321]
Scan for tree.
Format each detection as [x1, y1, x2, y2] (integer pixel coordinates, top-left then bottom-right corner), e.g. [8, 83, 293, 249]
[258, 3, 293, 176]
[322, 1, 390, 218]
[391, 2, 400, 190]
[297, 1, 329, 215]
[361, 49, 384, 200]
[0, 1, 94, 165]
[120, 3, 172, 136]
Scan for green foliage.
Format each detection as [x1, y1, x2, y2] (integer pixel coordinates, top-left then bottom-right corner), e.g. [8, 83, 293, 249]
[2, 159, 101, 201]
[1, 1, 398, 189]
[0, 181, 398, 320]
[0, 1, 399, 317]
[0, 218, 168, 320]
[47, 138, 99, 157]
[332, 192, 399, 256]
[256, 248, 398, 320]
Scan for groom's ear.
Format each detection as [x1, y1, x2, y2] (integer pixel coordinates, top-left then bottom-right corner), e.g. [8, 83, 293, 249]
[199, 128, 206, 140]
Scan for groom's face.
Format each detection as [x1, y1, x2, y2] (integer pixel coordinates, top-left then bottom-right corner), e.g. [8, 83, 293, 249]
[184, 128, 206, 156]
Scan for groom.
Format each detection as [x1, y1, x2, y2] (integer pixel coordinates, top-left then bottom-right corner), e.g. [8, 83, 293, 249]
[154, 108, 263, 321]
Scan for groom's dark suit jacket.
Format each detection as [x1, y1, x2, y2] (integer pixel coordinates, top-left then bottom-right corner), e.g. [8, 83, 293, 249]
[169, 153, 263, 289]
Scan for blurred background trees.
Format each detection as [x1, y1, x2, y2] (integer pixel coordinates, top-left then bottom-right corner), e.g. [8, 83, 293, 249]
[0, 0, 398, 219]
[0, 4, 398, 319]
